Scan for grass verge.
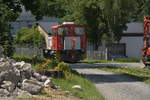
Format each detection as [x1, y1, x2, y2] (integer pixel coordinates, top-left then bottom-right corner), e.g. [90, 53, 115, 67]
[33, 60, 104, 100]
[81, 58, 140, 63]
[53, 73, 104, 100]
[98, 67, 150, 84]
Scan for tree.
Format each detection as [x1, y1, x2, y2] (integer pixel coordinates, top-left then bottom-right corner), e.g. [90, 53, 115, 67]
[48, 0, 138, 49]
[0, 3, 17, 56]
[0, 0, 47, 56]
[16, 26, 44, 48]
[1, 0, 149, 54]
[100, 0, 138, 42]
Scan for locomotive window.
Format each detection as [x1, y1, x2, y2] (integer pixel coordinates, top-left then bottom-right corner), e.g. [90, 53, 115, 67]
[58, 27, 68, 35]
[52, 29, 57, 36]
[75, 27, 85, 35]
[48, 33, 52, 36]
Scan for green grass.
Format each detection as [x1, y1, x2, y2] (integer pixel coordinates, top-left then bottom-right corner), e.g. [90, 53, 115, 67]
[81, 58, 140, 63]
[98, 67, 150, 84]
[53, 73, 104, 100]
[116, 58, 140, 62]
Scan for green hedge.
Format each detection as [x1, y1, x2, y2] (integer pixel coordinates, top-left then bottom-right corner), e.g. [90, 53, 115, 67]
[11, 54, 46, 64]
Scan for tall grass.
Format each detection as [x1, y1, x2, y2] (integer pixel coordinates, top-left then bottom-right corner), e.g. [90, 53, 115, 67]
[53, 73, 104, 100]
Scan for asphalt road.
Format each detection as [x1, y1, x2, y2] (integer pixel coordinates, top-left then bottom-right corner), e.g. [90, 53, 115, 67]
[70, 63, 150, 100]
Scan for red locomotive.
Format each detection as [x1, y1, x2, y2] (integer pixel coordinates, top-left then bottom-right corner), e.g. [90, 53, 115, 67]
[43, 22, 87, 62]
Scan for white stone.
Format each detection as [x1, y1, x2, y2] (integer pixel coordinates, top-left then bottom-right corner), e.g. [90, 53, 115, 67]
[0, 89, 10, 97]
[13, 61, 25, 69]
[72, 85, 82, 90]
[1, 81, 15, 92]
[41, 76, 48, 82]
[21, 79, 43, 94]
[44, 78, 51, 88]
[0, 62, 12, 72]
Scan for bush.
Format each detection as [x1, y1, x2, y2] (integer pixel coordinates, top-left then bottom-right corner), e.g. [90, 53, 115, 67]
[12, 54, 46, 64]
[33, 59, 72, 80]
[55, 62, 70, 72]
[34, 59, 59, 71]
[16, 26, 44, 47]
[54, 62, 72, 80]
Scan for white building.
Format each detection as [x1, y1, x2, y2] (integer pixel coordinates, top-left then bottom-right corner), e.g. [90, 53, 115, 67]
[120, 22, 143, 58]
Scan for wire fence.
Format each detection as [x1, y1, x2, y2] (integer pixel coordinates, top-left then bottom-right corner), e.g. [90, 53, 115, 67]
[86, 43, 126, 60]
[15, 43, 126, 60]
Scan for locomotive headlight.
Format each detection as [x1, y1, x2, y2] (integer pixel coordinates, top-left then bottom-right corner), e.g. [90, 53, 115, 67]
[44, 50, 48, 53]
[51, 51, 55, 54]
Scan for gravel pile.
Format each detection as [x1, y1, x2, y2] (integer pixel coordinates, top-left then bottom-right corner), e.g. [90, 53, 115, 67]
[0, 56, 52, 98]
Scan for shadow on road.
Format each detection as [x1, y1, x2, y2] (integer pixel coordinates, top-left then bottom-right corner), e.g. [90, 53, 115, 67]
[82, 73, 142, 84]
[70, 63, 145, 84]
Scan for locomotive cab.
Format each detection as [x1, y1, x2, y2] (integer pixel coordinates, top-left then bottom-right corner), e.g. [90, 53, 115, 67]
[43, 22, 87, 62]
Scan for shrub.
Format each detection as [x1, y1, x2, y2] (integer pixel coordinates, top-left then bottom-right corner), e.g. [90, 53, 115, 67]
[12, 54, 46, 64]
[34, 59, 59, 71]
[55, 62, 70, 72]
[33, 59, 72, 80]
[54, 62, 72, 80]
[16, 26, 44, 47]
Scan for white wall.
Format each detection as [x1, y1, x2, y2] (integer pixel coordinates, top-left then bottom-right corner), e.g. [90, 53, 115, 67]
[120, 36, 143, 58]
[124, 23, 143, 33]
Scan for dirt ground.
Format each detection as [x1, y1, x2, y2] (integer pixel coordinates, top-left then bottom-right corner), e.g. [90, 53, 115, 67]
[17, 88, 81, 100]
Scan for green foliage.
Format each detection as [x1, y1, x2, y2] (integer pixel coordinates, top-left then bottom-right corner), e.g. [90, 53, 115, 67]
[54, 62, 72, 80]
[39, 0, 66, 18]
[100, 0, 138, 42]
[133, 0, 150, 21]
[1, 36, 14, 57]
[0, 3, 16, 57]
[0, 0, 47, 57]
[0, 0, 47, 20]
[55, 62, 70, 72]
[12, 54, 46, 64]
[16, 26, 44, 47]
[53, 73, 104, 100]
[34, 60, 72, 80]
[0, 29, 14, 57]
[43, 0, 148, 49]
[33, 59, 59, 71]
[99, 67, 150, 84]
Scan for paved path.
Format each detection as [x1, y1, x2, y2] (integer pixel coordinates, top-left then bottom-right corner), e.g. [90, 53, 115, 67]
[71, 64, 150, 100]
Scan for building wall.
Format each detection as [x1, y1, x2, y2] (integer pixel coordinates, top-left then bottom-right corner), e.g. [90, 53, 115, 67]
[120, 36, 143, 58]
